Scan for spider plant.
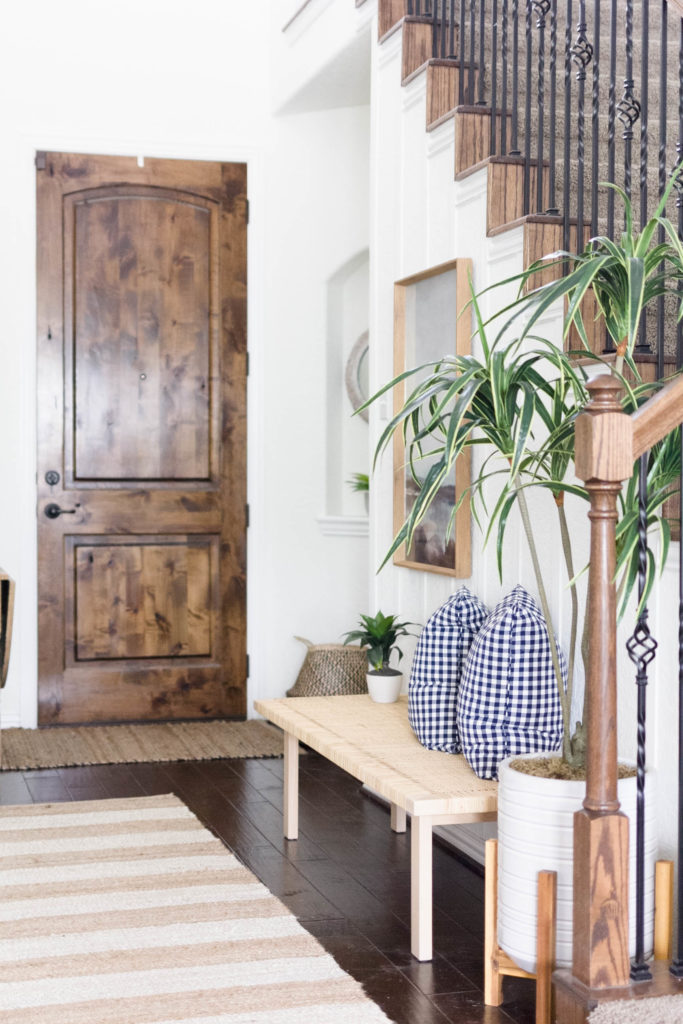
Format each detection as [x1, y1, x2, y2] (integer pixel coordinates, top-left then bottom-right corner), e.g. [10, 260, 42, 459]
[490, 169, 683, 375]
[367, 284, 680, 768]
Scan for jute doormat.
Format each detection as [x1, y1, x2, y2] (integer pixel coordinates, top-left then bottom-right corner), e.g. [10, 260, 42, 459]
[0, 720, 285, 771]
[0, 794, 392, 1023]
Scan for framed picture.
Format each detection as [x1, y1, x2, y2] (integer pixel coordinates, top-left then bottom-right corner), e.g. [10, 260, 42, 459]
[393, 258, 472, 577]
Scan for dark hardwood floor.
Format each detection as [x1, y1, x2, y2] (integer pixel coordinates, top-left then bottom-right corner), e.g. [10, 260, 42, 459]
[0, 752, 535, 1024]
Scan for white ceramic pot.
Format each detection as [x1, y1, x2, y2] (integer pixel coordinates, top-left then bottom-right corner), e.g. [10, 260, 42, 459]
[366, 670, 403, 703]
[497, 755, 656, 974]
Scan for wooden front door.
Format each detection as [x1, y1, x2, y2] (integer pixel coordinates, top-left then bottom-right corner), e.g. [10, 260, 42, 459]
[36, 153, 247, 725]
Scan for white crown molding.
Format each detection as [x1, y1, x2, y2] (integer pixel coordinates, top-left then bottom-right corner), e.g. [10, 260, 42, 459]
[317, 515, 369, 537]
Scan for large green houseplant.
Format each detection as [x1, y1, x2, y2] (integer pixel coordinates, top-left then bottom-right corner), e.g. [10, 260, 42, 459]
[367, 181, 683, 771]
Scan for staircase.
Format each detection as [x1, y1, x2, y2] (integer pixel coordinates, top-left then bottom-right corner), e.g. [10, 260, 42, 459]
[377, 0, 683, 374]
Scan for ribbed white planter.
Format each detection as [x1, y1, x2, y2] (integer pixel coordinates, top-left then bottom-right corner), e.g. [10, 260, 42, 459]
[497, 755, 656, 974]
[366, 670, 403, 703]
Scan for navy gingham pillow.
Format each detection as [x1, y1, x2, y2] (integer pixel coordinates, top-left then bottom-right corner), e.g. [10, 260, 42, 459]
[457, 585, 566, 780]
[409, 587, 490, 753]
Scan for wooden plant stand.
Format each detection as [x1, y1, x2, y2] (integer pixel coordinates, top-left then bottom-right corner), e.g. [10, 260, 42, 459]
[484, 838, 557, 1024]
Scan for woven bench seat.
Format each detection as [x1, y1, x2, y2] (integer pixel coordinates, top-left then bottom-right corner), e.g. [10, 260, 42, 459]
[254, 694, 498, 960]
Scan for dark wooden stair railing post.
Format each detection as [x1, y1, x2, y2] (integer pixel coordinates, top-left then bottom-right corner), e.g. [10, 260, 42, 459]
[572, 375, 633, 990]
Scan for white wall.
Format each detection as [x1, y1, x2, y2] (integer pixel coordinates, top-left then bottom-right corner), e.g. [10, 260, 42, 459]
[0, 0, 372, 725]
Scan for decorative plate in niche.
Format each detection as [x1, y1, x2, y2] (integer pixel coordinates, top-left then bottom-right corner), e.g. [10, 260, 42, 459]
[345, 331, 369, 422]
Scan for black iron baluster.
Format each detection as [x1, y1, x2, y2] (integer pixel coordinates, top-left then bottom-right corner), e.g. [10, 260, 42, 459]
[459, 0, 467, 106]
[478, 0, 487, 104]
[441, 0, 448, 58]
[635, 0, 651, 355]
[617, 0, 641, 205]
[510, 0, 520, 153]
[546, 0, 558, 213]
[523, 0, 532, 215]
[590, 0, 600, 237]
[563, 0, 573, 253]
[626, 453, 657, 983]
[501, 0, 509, 153]
[669, 18, 683, 988]
[571, 1, 593, 256]
[449, 0, 456, 57]
[532, 0, 551, 213]
[432, 0, 439, 58]
[672, 413, 683, 982]
[468, 0, 476, 104]
[603, 0, 617, 352]
[491, 0, 498, 154]
[408, 0, 414, 14]
[606, 0, 617, 239]
[657, 1, 668, 382]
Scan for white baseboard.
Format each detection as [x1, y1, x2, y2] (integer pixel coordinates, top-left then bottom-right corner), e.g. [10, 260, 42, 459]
[0, 713, 21, 728]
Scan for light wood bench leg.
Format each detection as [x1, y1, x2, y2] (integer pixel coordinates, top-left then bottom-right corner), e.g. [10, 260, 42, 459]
[411, 813, 433, 961]
[535, 870, 557, 1024]
[391, 803, 406, 833]
[283, 730, 299, 841]
[655, 859, 674, 960]
[484, 839, 503, 1005]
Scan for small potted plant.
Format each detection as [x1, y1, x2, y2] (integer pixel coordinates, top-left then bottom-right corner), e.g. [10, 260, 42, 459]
[342, 611, 416, 703]
[347, 471, 369, 513]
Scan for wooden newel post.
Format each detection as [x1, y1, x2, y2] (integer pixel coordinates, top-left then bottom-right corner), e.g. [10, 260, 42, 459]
[572, 375, 633, 990]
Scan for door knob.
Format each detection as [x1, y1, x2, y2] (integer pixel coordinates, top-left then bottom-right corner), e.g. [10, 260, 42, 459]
[44, 503, 79, 519]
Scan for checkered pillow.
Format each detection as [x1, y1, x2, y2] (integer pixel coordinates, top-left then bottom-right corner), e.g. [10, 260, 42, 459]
[457, 585, 565, 780]
[409, 587, 490, 753]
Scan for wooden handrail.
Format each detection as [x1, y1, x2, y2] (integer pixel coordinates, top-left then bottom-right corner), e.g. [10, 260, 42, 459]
[631, 372, 683, 460]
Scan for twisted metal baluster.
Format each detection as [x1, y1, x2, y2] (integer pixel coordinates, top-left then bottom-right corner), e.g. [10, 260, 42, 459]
[532, 0, 551, 212]
[626, 453, 657, 983]
[669, 14, 683, 988]
[570, 1, 593, 254]
[546, 0, 558, 213]
[617, 0, 641, 205]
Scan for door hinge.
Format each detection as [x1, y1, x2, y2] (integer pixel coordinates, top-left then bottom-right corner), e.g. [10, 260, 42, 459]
[246, 654, 250, 678]
[245, 198, 250, 224]
[35, 151, 47, 170]
[245, 503, 250, 528]
[246, 351, 250, 377]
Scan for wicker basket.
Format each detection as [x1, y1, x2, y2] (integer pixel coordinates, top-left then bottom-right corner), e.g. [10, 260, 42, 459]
[287, 637, 369, 697]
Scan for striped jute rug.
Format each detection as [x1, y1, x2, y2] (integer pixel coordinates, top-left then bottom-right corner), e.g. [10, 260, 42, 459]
[0, 794, 392, 1024]
[0, 720, 284, 771]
